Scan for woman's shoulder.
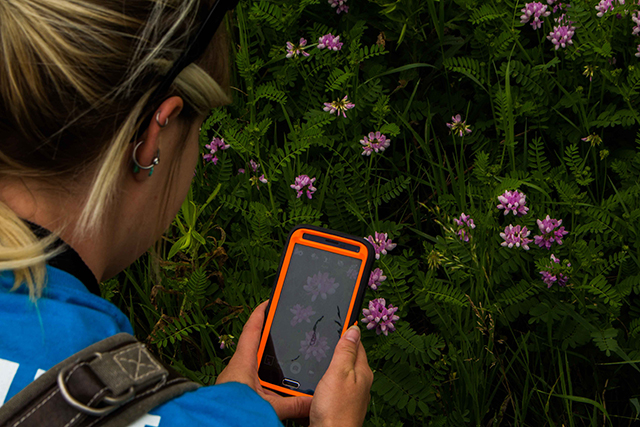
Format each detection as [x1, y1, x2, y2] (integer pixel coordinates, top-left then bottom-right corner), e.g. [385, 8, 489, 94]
[146, 382, 283, 427]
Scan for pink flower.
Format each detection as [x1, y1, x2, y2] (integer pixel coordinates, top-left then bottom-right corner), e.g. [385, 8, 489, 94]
[290, 174, 317, 199]
[497, 190, 529, 216]
[286, 38, 310, 58]
[290, 304, 316, 326]
[328, 0, 349, 14]
[365, 232, 397, 259]
[203, 137, 230, 164]
[453, 213, 476, 242]
[539, 254, 571, 288]
[361, 298, 399, 336]
[360, 132, 391, 156]
[304, 272, 340, 302]
[258, 174, 268, 184]
[520, 2, 551, 29]
[300, 331, 330, 362]
[533, 215, 568, 249]
[446, 114, 472, 137]
[318, 33, 343, 50]
[368, 268, 386, 290]
[500, 224, 533, 250]
[323, 95, 355, 118]
[249, 159, 260, 172]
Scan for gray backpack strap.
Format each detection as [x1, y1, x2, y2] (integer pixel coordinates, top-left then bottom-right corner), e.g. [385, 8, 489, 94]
[0, 333, 199, 427]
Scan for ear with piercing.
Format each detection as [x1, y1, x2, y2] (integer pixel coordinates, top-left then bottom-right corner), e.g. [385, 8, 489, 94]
[131, 112, 166, 176]
[132, 141, 160, 176]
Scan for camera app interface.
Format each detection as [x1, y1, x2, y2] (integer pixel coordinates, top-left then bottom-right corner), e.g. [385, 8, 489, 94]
[265, 243, 362, 393]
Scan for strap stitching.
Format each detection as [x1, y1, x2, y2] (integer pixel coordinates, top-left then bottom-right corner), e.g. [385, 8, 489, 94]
[112, 345, 163, 381]
[12, 364, 85, 427]
[62, 387, 108, 427]
[84, 378, 186, 427]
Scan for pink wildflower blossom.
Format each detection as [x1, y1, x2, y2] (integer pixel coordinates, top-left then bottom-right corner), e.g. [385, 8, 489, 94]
[368, 268, 387, 290]
[290, 174, 317, 199]
[318, 33, 343, 50]
[258, 174, 268, 184]
[218, 334, 235, 349]
[595, 0, 624, 17]
[534, 215, 568, 249]
[497, 190, 529, 216]
[361, 298, 400, 336]
[520, 2, 551, 29]
[328, 0, 349, 14]
[365, 232, 397, 259]
[547, 24, 575, 49]
[446, 114, 472, 137]
[286, 38, 310, 58]
[360, 132, 391, 156]
[539, 254, 571, 288]
[500, 224, 533, 250]
[323, 95, 355, 118]
[453, 213, 476, 242]
[203, 137, 230, 164]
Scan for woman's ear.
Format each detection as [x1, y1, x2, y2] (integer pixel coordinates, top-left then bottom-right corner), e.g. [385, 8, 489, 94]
[131, 96, 184, 180]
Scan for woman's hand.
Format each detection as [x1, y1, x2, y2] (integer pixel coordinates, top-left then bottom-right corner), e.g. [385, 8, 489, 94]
[309, 325, 374, 427]
[216, 301, 313, 420]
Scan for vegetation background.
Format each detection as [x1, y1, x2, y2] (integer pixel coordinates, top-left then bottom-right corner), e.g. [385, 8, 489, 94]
[103, 0, 640, 425]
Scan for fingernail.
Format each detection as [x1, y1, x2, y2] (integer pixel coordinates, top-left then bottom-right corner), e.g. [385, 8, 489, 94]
[344, 325, 360, 343]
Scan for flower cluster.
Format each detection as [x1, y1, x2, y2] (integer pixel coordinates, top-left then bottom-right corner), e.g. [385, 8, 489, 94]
[547, 23, 575, 50]
[539, 254, 571, 288]
[203, 137, 230, 164]
[286, 38, 310, 58]
[453, 212, 476, 242]
[242, 160, 267, 185]
[290, 174, 317, 199]
[632, 11, 640, 36]
[318, 33, 343, 50]
[365, 232, 397, 259]
[534, 215, 568, 249]
[328, 0, 348, 14]
[520, 2, 551, 29]
[497, 190, 529, 216]
[500, 224, 533, 250]
[368, 268, 386, 290]
[361, 298, 400, 336]
[595, 0, 624, 18]
[218, 334, 235, 350]
[360, 132, 391, 155]
[323, 95, 355, 118]
[446, 114, 472, 137]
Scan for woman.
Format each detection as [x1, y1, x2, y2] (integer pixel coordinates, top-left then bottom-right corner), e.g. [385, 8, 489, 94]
[0, 0, 373, 425]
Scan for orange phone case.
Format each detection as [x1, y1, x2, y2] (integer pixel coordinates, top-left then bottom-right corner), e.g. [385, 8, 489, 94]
[256, 225, 374, 397]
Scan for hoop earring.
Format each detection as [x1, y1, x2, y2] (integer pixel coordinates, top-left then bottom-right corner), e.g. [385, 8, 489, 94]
[132, 140, 160, 177]
[155, 111, 169, 128]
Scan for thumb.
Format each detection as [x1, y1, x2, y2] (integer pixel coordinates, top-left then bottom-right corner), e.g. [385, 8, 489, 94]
[328, 324, 361, 370]
[264, 395, 313, 420]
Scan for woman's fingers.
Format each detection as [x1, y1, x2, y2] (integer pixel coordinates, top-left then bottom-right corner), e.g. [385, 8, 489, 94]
[232, 300, 269, 366]
[263, 395, 313, 421]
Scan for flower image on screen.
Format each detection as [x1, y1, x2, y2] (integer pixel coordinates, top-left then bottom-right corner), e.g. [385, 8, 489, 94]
[263, 243, 362, 393]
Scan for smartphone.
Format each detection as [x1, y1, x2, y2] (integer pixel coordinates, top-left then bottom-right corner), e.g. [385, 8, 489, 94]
[257, 225, 375, 397]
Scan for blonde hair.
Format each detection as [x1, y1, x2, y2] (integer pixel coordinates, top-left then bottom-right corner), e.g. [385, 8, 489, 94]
[0, 0, 231, 300]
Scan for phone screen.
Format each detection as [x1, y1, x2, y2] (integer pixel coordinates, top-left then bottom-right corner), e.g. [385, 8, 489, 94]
[259, 242, 363, 394]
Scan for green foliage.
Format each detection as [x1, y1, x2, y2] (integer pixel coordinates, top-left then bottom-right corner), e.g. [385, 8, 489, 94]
[109, 0, 640, 425]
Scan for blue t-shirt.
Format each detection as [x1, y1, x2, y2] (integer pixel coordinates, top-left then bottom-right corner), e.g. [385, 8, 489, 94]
[0, 266, 283, 427]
